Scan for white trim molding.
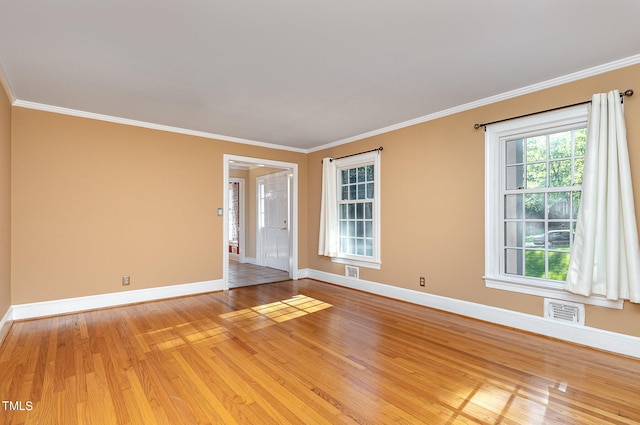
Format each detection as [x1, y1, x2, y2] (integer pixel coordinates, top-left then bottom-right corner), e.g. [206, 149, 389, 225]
[0, 306, 13, 346]
[309, 54, 640, 153]
[11, 279, 224, 321]
[305, 269, 640, 359]
[13, 100, 307, 154]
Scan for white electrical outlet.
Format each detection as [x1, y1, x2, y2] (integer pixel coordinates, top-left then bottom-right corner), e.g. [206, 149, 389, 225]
[122, 275, 130, 286]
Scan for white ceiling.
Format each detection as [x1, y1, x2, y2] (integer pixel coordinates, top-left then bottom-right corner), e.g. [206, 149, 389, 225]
[1, 1, 640, 151]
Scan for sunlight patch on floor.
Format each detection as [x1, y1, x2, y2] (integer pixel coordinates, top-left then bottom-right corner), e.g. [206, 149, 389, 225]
[219, 295, 332, 329]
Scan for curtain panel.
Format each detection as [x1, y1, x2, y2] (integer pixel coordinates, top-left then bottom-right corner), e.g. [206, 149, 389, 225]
[565, 90, 640, 302]
[318, 158, 338, 257]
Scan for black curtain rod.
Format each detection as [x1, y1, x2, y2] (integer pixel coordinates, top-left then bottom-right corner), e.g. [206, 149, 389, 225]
[474, 89, 634, 130]
[323, 146, 383, 163]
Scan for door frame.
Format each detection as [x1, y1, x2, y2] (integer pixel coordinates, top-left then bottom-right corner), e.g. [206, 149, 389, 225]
[223, 154, 299, 290]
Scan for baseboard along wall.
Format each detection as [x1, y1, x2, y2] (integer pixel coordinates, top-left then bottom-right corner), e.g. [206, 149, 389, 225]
[3, 270, 639, 359]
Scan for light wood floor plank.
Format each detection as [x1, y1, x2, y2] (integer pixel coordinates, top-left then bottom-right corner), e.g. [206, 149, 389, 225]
[2, 279, 640, 424]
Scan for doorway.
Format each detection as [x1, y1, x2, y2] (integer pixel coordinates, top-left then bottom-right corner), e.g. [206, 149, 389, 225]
[223, 155, 298, 290]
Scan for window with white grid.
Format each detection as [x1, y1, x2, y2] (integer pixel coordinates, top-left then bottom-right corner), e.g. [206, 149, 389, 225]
[332, 151, 381, 268]
[503, 126, 585, 281]
[482, 104, 626, 308]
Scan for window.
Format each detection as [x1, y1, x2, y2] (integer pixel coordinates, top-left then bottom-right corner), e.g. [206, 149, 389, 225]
[332, 152, 381, 269]
[503, 127, 585, 281]
[484, 105, 621, 308]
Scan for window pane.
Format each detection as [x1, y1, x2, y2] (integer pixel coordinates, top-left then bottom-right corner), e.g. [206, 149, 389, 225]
[349, 184, 356, 200]
[525, 250, 545, 278]
[349, 169, 357, 183]
[356, 221, 364, 237]
[506, 165, 524, 190]
[365, 221, 372, 237]
[357, 184, 366, 199]
[549, 160, 571, 187]
[549, 131, 571, 159]
[526, 222, 545, 246]
[365, 202, 372, 219]
[341, 185, 348, 200]
[341, 169, 348, 183]
[506, 139, 524, 165]
[340, 221, 347, 236]
[525, 193, 544, 219]
[505, 249, 523, 275]
[356, 239, 364, 256]
[505, 222, 523, 248]
[357, 167, 366, 183]
[526, 163, 547, 188]
[348, 204, 355, 219]
[340, 204, 347, 219]
[356, 203, 364, 219]
[366, 165, 374, 181]
[574, 128, 586, 156]
[504, 194, 523, 219]
[348, 221, 355, 237]
[572, 192, 581, 218]
[366, 183, 374, 199]
[548, 251, 570, 280]
[526, 136, 546, 162]
[574, 158, 584, 185]
[548, 222, 571, 248]
[548, 192, 570, 219]
[365, 239, 373, 257]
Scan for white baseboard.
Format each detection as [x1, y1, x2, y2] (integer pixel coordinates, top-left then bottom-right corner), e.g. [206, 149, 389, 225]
[306, 269, 640, 359]
[0, 305, 13, 346]
[11, 279, 225, 321]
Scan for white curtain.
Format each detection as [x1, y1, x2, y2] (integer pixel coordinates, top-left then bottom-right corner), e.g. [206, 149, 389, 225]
[565, 90, 640, 302]
[318, 158, 338, 257]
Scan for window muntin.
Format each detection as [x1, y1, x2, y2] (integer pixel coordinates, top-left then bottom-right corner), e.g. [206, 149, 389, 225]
[502, 126, 585, 282]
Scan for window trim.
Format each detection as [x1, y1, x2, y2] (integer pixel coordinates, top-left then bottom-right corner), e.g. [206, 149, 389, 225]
[484, 105, 623, 309]
[331, 151, 381, 269]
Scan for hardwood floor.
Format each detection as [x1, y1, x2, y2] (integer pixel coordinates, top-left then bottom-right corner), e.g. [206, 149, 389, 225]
[1, 280, 640, 424]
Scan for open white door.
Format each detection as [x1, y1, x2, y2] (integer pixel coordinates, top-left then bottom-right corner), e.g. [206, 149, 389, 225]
[257, 170, 290, 272]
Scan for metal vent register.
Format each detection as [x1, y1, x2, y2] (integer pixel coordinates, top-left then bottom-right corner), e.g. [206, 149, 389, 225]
[544, 299, 585, 325]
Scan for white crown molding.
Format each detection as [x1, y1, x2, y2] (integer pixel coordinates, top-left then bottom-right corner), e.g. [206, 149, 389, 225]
[12, 100, 307, 154]
[0, 59, 16, 104]
[7, 54, 640, 154]
[305, 269, 640, 359]
[309, 54, 640, 153]
[11, 279, 224, 320]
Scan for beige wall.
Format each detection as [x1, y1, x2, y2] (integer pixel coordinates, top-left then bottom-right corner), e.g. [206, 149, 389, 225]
[11, 108, 308, 304]
[7, 62, 640, 340]
[0, 80, 10, 321]
[307, 63, 640, 338]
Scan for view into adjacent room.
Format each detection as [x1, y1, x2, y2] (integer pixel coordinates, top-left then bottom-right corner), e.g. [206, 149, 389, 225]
[227, 159, 293, 288]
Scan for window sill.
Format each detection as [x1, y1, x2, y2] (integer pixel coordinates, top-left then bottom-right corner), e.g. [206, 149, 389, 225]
[484, 275, 624, 309]
[331, 257, 381, 270]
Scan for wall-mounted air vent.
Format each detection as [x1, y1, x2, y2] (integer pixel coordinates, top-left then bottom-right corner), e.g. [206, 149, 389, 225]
[345, 265, 359, 279]
[544, 298, 585, 325]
